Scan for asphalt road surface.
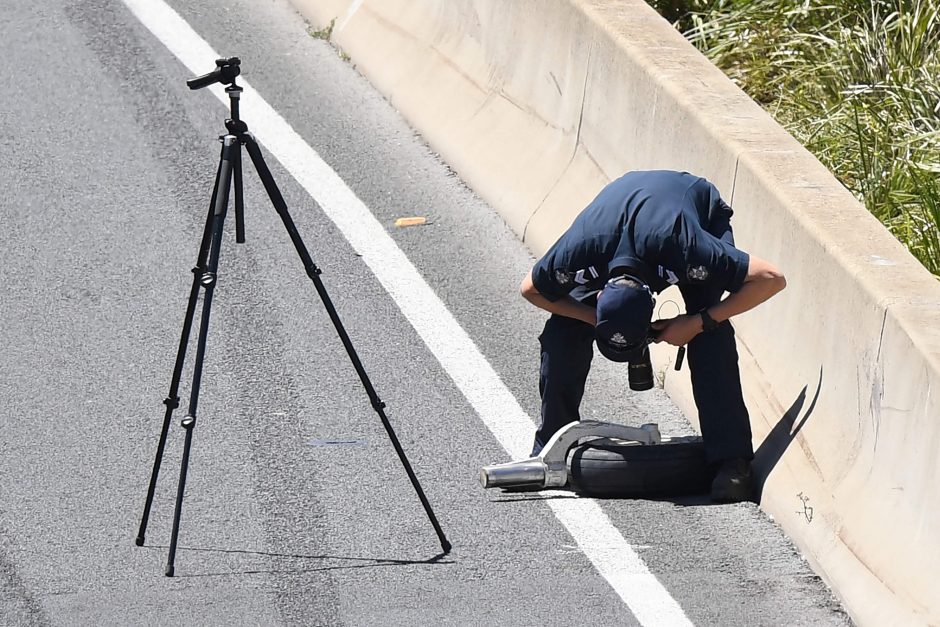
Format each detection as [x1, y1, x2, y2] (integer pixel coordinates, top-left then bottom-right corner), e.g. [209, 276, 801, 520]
[0, 0, 853, 625]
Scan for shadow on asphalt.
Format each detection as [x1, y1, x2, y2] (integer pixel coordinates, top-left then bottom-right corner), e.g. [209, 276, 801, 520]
[491, 490, 721, 505]
[138, 545, 451, 577]
[490, 492, 581, 503]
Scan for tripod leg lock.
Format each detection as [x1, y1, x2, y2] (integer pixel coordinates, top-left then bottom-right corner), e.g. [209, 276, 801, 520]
[163, 396, 180, 410]
[199, 272, 217, 288]
[180, 415, 196, 429]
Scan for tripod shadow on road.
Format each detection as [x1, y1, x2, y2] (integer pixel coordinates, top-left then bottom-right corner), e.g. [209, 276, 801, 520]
[141, 544, 451, 578]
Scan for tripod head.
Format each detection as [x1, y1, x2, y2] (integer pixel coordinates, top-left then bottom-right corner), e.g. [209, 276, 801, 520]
[187, 57, 241, 90]
[188, 57, 247, 127]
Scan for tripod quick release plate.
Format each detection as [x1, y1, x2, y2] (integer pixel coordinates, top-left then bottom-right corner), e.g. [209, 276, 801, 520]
[187, 57, 241, 90]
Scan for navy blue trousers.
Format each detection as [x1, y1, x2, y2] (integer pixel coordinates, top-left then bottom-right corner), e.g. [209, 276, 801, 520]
[532, 300, 753, 462]
[531, 209, 753, 462]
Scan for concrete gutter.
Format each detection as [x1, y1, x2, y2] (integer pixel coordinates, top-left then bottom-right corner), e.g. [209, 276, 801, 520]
[291, 1, 940, 624]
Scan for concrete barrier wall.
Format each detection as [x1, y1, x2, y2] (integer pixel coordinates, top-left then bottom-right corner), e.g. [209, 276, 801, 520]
[292, 1, 940, 624]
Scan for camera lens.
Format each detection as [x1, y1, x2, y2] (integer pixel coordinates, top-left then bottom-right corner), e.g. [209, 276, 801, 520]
[628, 348, 655, 391]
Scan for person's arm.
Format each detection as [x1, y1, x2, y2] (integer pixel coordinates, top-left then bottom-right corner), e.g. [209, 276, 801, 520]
[520, 271, 597, 326]
[707, 254, 786, 322]
[652, 254, 786, 346]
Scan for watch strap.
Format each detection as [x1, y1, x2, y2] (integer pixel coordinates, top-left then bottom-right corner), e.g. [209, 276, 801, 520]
[700, 309, 720, 332]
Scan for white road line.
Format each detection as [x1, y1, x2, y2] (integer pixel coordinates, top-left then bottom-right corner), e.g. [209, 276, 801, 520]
[120, 1, 693, 624]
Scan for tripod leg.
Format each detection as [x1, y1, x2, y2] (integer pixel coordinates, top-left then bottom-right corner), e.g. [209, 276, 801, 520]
[242, 135, 451, 554]
[166, 414, 194, 577]
[136, 151, 227, 547]
[234, 140, 245, 244]
[165, 135, 237, 576]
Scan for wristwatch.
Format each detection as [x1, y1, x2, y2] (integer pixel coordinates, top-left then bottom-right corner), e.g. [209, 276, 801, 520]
[700, 309, 720, 332]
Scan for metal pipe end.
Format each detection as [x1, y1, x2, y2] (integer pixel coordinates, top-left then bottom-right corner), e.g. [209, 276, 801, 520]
[480, 459, 546, 489]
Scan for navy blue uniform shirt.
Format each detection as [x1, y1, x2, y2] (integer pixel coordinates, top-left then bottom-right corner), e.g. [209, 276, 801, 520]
[531, 171, 750, 301]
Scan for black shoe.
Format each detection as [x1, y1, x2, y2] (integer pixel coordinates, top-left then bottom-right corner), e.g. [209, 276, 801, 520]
[710, 458, 754, 503]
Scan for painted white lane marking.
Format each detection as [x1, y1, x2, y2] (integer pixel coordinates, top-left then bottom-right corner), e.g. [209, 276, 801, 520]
[120, 1, 693, 624]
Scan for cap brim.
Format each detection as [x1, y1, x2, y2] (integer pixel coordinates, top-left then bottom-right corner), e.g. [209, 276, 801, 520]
[596, 338, 645, 363]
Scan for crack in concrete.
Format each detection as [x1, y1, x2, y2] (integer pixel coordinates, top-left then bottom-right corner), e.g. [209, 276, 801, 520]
[730, 153, 741, 206]
[523, 41, 594, 242]
[870, 308, 889, 452]
[875, 308, 888, 363]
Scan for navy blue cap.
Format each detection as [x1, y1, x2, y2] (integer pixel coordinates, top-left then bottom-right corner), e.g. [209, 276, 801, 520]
[595, 276, 655, 362]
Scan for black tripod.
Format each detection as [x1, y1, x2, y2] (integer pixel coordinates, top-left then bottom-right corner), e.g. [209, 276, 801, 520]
[134, 58, 451, 576]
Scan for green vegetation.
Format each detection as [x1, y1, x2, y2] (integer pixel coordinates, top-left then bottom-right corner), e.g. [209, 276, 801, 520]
[307, 19, 353, 65]
[308, 18, 335, 41]
[648, 0, 940, 276]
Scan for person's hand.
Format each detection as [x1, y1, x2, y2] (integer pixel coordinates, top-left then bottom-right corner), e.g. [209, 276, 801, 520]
[650, 314, 702, 347]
